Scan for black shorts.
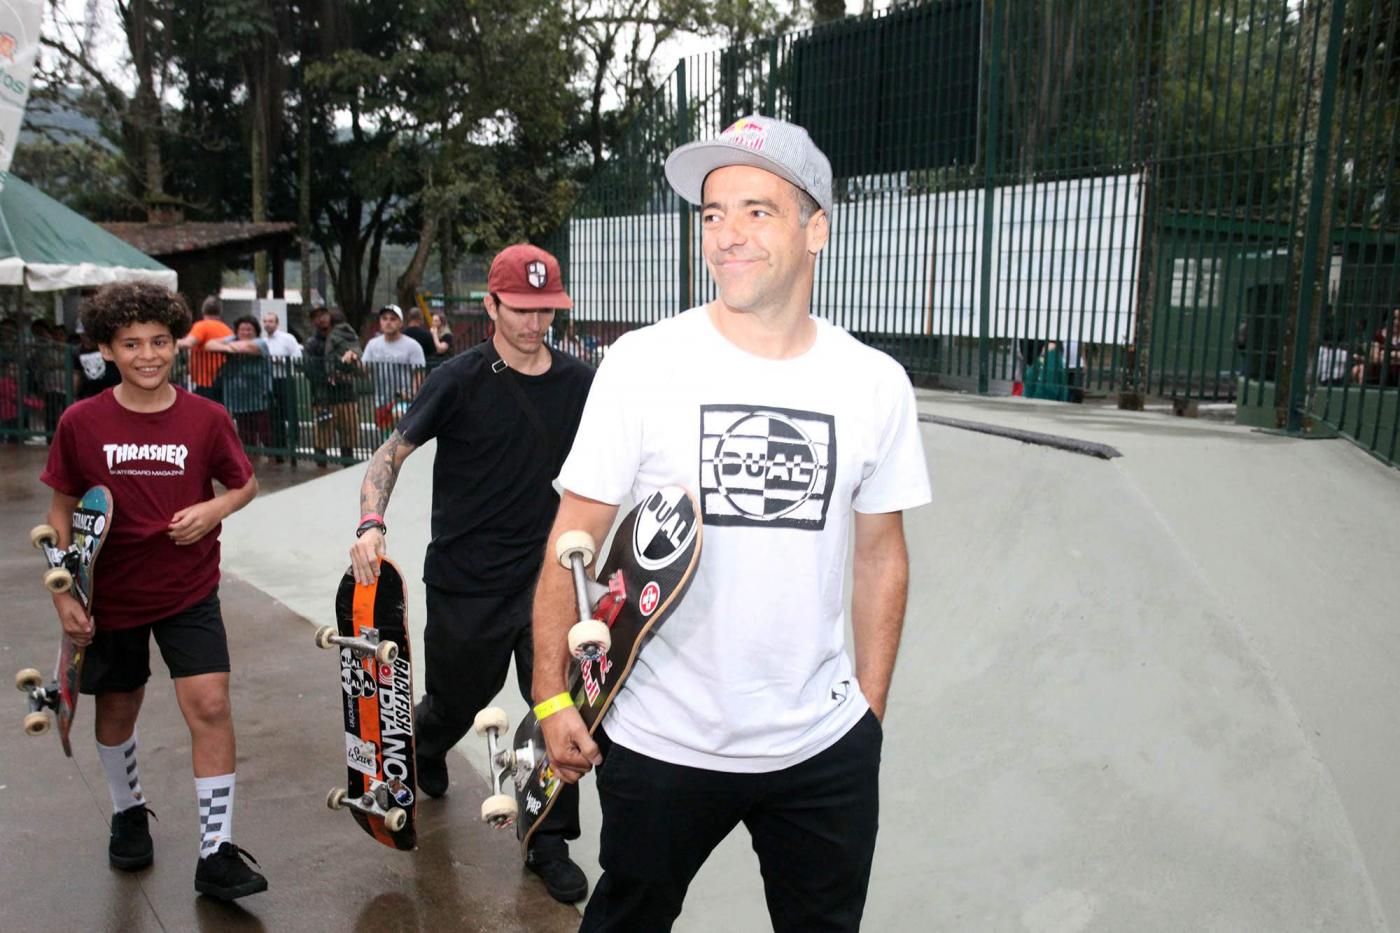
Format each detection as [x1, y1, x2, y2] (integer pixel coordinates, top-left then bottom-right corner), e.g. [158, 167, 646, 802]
[80, 590, 231, 695]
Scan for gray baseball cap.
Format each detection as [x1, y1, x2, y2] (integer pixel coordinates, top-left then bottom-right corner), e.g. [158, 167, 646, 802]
[665, 115, 833, 215]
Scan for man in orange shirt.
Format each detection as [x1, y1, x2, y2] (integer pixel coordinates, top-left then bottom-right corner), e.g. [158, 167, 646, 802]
[178, 296, 234, 402]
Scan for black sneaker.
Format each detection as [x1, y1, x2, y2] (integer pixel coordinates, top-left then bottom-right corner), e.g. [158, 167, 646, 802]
[195, 842, 268, 901]
[417, 754, 448, 798]
[109, 803, 155, 871]
[526, 852, 588, 904]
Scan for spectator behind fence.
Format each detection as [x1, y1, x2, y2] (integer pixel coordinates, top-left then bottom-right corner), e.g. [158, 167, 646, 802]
[403, 305, 450, 359]
[74, 328, 122, 400]
[261, 309, 302, 463]
[554, 311, 588, 361]
[1023, 340, 1070, 401]
[30, 319, 70, 440]
[177, 296, 233, 402]
[361, 304, 425, 434]
[304, 305, 362, 466]
[1351, 307, 1400, 387]
[208, 316, 273, 452]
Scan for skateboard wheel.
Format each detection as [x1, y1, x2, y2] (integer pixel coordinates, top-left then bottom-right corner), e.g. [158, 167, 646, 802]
[555, 530, 596, 569]
[326, 787, 347, 811]
[473, 706, 509, 736]
[14, 668, 43, 692]
[44, 567, 72, 594]
[481, 793, 518, 828]
[314, 626, 336, 649]
[384, 807, 408, 832]
[374, 640, 399, 666]
[29, 524, 57, 550]
[568, 619, 612, 660]
[23, 711, 51, 736]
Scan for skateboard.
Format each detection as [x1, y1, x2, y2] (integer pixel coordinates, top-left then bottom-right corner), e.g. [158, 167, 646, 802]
[15, 485, 113, 757]
[473, 485, 702, 854]
[316, 556, 417, 850]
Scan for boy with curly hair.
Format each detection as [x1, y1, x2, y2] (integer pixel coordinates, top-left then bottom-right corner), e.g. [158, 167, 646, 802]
[40, 283, 267, 900]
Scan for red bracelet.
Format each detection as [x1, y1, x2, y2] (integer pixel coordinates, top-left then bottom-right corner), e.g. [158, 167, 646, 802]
[360, 512, 384, 525]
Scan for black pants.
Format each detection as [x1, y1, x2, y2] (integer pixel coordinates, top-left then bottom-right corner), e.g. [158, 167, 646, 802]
[268, 376, 297, 452]
[581, 710, 883, 932]
[413, 583, 580, 859]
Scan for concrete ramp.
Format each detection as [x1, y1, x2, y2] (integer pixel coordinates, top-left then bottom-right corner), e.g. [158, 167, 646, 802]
[859, 407, 1382, 931]
[221, 394, 1398, 931]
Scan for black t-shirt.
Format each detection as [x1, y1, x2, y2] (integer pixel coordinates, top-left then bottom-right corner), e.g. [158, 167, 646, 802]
[403, 325, 438, 359]
[73, 346, 122, 399]
[396, 341, 594, 594]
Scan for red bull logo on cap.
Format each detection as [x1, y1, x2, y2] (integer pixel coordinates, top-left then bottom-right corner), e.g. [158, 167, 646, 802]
[0, 33, 17, 62]
[722, 117, 768, 152]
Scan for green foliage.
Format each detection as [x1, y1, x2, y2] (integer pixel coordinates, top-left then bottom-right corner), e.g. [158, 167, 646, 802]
[10, 133, 135, 219]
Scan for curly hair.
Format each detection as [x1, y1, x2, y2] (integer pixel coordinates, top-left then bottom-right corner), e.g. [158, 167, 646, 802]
[81, 283, 192, 345]
[231, 314, 261, 337]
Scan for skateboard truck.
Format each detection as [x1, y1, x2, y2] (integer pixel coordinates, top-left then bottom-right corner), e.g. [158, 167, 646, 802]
[313, 624, 399, 666]
[326, 780, 409, 833]
[14, 668, 56, 736]
[30, 524, 76, 595]
[473, 706, 527, 828]
[556, 531, 624, 661]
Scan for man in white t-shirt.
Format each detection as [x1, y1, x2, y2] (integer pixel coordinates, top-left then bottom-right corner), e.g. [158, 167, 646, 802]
[261, 309, 302, 460]
[361, 304, 426, 429]
[531, 115, 931, 931]
[260, 310, 302, 359]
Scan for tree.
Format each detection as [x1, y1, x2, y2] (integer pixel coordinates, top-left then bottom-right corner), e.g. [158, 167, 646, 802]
[812, 0, 845, 25]
[31, 1, 173, 215]
[570, 0, 708, 172]
[306, 0, 580, 324]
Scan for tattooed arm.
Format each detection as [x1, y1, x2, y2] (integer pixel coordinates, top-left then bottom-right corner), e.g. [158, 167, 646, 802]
[348, 429, 417, 585]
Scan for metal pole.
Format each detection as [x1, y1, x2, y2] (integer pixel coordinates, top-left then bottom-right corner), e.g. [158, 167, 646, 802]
[1285, 0, 1347, 433]
[676, 59, 691, 313]
[977, 0, 1002, 394]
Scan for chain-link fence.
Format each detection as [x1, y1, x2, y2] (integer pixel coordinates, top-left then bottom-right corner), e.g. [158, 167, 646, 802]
[554, 0, 1400, 466]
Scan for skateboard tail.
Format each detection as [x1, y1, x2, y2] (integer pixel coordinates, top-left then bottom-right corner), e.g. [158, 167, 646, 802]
[351, 581, 395, 849]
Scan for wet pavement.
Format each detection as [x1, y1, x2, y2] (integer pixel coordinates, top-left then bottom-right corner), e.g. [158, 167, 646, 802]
[0, 446, 579, 932]
[5, 385, 1400, 930]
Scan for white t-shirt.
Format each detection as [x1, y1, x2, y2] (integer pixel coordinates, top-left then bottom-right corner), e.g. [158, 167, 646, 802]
[362, 333, 425, 366]
[262, 330, 303, 359]
[362, 334, 426, 406]
[558, 306, 931, 772]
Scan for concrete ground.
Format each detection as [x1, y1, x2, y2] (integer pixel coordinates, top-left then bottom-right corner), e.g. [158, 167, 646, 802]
[0, 447, 578, 932]
[4, 388, 1399, 931]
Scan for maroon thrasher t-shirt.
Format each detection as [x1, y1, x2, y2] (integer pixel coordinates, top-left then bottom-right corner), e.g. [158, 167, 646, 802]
[40, 388, 253, 631]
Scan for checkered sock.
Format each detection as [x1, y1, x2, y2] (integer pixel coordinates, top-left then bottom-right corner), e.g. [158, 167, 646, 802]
[96, 730, 144, 813]
[195, 773, 236, 858]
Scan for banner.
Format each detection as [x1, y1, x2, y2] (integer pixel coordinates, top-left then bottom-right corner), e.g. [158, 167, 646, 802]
[0, 0, 43, 189]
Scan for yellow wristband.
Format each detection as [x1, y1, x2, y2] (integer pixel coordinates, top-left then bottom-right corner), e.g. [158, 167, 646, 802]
[533, 692, 574, 721]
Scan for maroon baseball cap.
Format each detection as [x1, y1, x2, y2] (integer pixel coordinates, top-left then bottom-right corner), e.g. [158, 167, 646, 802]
[487, 243, 573, 310]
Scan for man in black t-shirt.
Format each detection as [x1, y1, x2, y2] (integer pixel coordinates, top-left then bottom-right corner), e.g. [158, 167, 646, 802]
[402, 306, 449, 360]
[347, 244, 594, 904]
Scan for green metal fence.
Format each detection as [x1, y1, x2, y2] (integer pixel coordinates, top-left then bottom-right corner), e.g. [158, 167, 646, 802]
[0, 319, 585, 466]
[556, 0, 1400, 466]
[0, 338, 72, 442]
[0, 340, 438, 465]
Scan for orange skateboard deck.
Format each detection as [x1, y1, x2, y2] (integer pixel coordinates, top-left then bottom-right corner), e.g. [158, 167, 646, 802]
[318, 556, 417, 850]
